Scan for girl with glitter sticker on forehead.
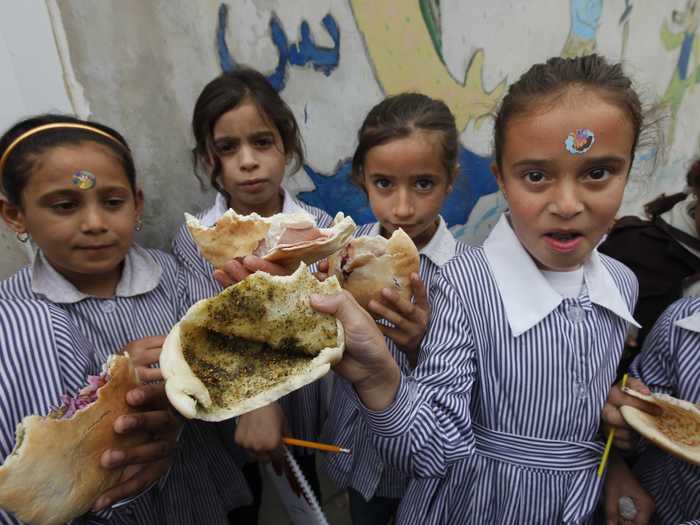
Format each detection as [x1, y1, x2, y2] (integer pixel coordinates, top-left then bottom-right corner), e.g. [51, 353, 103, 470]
[0, 114, 251, 524]
[171, 67, 335, 520]
[306, 54, 664, 524]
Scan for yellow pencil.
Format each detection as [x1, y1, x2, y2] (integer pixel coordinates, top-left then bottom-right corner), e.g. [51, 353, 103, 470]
[283, 437, 351, 454]
[597, 373, 629, 478]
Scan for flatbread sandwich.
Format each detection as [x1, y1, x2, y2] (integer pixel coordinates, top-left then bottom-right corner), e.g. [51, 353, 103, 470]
[0, 355, 147, 525]
[185, 209, 356, 270]
[328, 216, 420, 311]
[161, 263, 344, 421]
[620, 387, 700, 466]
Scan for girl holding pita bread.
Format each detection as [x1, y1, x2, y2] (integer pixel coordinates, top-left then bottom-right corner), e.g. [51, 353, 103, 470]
[0, 114, 250, 523]
[319, 93, 468, 525]
[604, 296, 700, 524]
[310, 54, 659, 524]
[171, 68, 334, 518]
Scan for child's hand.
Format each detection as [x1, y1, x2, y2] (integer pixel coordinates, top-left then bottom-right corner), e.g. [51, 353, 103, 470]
[213, 256, 289, 287]
[601, 378, 661, 450]
[311, 291, 400, 411]
[314, 258, 330, 281]
[123, 335, 166, 382]
[93, 383, 182, 511]
[603, 454, 654, 524]
[234, 403, 286, 474]
[368, 273, 429, 368]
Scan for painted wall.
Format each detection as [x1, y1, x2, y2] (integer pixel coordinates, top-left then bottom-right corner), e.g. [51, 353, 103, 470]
[2, 0, 700, 278]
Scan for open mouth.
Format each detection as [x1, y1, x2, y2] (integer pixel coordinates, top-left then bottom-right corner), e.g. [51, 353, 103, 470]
[543, 231, 584, 251]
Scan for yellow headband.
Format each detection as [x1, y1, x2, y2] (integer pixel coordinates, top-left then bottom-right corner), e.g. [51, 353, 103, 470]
[0, 123, 124, 175]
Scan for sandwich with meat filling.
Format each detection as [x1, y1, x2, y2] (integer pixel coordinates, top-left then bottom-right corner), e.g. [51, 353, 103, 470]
[185, 209, 355, 270]
[0, 355, 146, 525]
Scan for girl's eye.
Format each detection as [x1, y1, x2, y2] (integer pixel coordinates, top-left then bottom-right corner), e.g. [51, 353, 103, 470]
[586, 168, 612, 181]
[415, 179, 435, 191]
[50, 201, 77, 212]
[214, 140, 236, 154]
[524, 171, 546, 183]
[373, 178, 392, 190]
[105, 198, 126, 208]
[253, 137, 274, 148]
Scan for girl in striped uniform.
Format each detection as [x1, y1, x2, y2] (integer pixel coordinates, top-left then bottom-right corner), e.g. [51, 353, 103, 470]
[171, 68, 332, 518]
[611, 297, 700, 523]
[0, 297, 128, 525]
[321, 93, 467, 525]
[311, 54, 648, 524]
[0, 114, 250, 524]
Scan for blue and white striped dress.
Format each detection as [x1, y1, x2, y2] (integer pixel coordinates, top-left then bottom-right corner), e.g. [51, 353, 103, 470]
[0, 298, 109, 525]
[322, 218, 467, 501]
[630, 297, 700, 525]
[172, 189, 333, 448]
[0, 245, 250, 524]
[356, 215, 639, 524]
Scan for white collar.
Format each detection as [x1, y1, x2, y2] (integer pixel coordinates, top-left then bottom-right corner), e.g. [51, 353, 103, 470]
[675, 311, 700, 333]
[483, 215, 639, 337]
[31, 244, 162, 303]
[201, 188, 302, 227]
[365, 216, 457, 266]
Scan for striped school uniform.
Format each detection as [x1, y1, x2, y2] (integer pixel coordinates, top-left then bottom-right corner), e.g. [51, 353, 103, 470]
[630, 297, 700, 525]
[172, 189, 333, 447]
[0, 298, 110, 525]
[322, 218, 467, 502]
[0, 245, 250, 524]
[356, 215, 639, 524]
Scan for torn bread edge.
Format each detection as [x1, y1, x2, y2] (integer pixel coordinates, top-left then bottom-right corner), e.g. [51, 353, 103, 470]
[160, 264, 344, 422]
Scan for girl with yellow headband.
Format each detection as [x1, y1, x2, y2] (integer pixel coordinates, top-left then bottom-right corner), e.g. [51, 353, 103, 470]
[0, 114, 250, 524]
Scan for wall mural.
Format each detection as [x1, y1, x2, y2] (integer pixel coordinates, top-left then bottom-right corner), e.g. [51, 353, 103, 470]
[49, 0, 700, 251]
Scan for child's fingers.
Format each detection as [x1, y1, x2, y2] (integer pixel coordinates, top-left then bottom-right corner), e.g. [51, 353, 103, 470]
[101, 439, 173, 468]
[378, 289, 423, 321]
[135, 365, 164, 383]
[368, 299, 406, 327]
[92, 459, 170, 511]
[317, 258, 329, 273]
[216, 259, 250, 287]
[242, 256, 289, 276]
[126, 383, 170, 409]
[114, 408, 180, 435]
[129, 346, 163, 368]
[410, 273, 429, 310]
[625, 377, 651, 396]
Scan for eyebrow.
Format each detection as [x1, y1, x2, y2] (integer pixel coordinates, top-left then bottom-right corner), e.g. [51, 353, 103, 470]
[511, 155, 627, 169]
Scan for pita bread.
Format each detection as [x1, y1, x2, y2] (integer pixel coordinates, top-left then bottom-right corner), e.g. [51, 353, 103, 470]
[161, 263, 344, 421]
[620, 387, 700, 466]
[186, 209, 356, 270]
[328, 221, 420, 311]
[0, 355, 146, 525]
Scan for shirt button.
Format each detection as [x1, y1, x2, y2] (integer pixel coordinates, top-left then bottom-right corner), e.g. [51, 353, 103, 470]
[567, 306, 585, 323]
[576, 381, 587, 399]
[101, 300, 116, 314]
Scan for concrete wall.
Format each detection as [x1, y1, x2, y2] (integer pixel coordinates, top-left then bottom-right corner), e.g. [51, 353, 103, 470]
[2, 0, 700, 278]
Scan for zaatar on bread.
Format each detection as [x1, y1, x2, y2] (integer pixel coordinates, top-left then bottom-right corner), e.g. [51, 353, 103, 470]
[161, 263, 344, 421]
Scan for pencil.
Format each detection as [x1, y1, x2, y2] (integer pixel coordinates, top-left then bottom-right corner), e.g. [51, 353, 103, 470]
[282, 437, 351, 454]
[597, 373, 629, 478]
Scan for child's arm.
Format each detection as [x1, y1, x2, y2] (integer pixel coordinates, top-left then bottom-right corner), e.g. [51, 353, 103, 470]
[602, 378, 659, 450]
[603, 452, 655, 524]
[234, 402, 286, 473]
[368, 272, 429, 368]
[312, 269, 477, 478]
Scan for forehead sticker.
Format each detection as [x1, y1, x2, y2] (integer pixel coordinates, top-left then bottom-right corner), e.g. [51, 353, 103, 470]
[72, 170, 96, 190]
[565, 129, 595, 155]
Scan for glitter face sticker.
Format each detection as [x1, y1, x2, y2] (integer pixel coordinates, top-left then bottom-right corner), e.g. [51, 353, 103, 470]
[564, 129, 595, 155]
[72, 170, 96, 190]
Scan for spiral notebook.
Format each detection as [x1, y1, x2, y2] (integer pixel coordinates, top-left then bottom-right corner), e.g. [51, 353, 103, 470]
[263, 447, 330, 525]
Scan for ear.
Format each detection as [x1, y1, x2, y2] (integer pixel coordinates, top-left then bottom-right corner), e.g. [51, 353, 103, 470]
[0, 198, 27, 234]
[491, 161, 505, 193]
[134, 188, 145, 218]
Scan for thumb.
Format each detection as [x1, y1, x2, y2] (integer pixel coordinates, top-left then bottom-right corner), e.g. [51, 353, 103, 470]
[310, 291, 349, 315]
[626, 377, 651, 396]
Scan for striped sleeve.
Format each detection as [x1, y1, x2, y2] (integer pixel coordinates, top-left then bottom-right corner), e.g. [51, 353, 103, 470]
[171, 221, 222, 306]
[361, 267, 477, 478]
[630, 301, 679, 396]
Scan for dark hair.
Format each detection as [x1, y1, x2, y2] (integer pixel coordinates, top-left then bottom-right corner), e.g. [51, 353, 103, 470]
[350, 93, 459, 189]
[0, 114, 136, 206]
[493, 54, 644, 169]
[191, 68, 304, 204]
[643, 158, 700, 217]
